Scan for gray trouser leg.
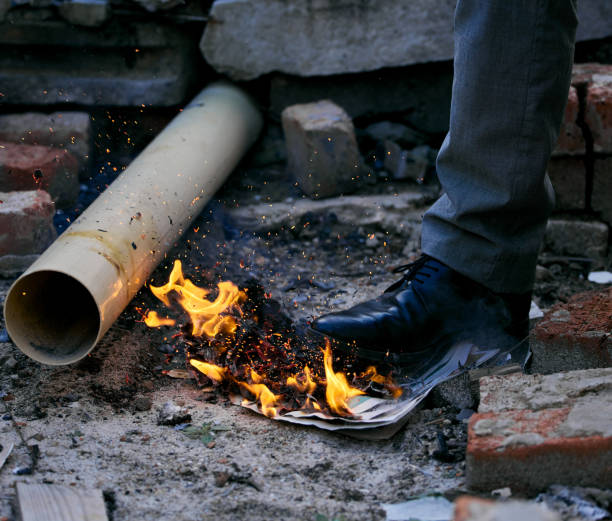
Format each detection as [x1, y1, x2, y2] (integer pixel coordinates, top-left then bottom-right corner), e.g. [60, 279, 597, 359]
[421, 0, 578, 293]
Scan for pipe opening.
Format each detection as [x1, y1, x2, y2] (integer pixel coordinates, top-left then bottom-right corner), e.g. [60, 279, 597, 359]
[5, 271, 100, 365]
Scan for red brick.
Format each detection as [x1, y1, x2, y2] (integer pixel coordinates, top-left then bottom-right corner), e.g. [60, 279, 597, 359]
[553, 86, 585, 155]
[546, 157, 586, 210]
[466, 369, 612, 492]
[0, 190, 56, 256]
[530, 288, 612, 374]
[0, 142, 79, 209]
[593, 157, 612, 226]
[583, 67, 612, 154]
[0, 112, 91, 173]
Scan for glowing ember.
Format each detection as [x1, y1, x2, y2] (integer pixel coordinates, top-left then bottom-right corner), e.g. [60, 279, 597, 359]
[146, 260, 402, 419]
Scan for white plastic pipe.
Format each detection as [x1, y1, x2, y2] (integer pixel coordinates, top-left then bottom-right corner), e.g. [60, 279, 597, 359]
[4, 83, 262, 365]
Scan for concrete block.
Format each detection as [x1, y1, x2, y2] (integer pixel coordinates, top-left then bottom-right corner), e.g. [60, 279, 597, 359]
[281, 100, 364, 198]
[585, 68, 612, 153]
[453, 496, 560, 521]
[593, 157, 612, 226]
[543, 219, 608, 259]
[0, 190, 56, 256]
[57, 0, 111, 27]
[0, 14, 195, 106]
[553, 86, 585, 156]
[466, 368, 612, 492]
[0, 111, 91, 173]
[530, 288, 612, 374]
[0, 142, 79, 209]
[200, 0, 612, 81]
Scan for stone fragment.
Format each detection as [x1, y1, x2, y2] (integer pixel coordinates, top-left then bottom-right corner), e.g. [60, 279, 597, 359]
[530, 288, 612, 374]
[201, 0, 612, 81]
[553, 86, 585, 155]
[584, 69, 612, 153]
[592, 158, 612, 226]
[363, 121, 427, 149]
[157, 401, 191, 426]
[57, 0, 111, 27]
[0, 191, 56, 257]
[281, 100, 364, 198]
[546, 157, 586, 210]
[383, 141, 428, 181]
[0, 112, 91, 173]
[543, 219, 608, 259]
[0, 142, 79, 209]
[466, 368, 612, 492]
[453, 496, 560, 521]
[133, 396, 153, 411]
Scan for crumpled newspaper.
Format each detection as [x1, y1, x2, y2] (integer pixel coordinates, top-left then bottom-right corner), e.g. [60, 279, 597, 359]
[235, 333, 530, 440]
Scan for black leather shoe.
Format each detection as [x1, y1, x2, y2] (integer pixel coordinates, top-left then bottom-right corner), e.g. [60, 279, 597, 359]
[311, 255, 531, 365]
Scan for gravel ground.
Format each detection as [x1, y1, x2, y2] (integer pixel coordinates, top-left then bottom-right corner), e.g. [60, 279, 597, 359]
[0, 165, 607, 521]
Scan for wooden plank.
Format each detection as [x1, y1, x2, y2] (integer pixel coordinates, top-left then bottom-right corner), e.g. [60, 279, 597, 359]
[17, 483, 108, 521]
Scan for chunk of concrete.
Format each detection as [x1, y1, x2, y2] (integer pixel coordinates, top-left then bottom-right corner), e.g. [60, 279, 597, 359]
[201, 0, 612, 81]
[281, 100, 364, 198]
[57, 0, 111, 27]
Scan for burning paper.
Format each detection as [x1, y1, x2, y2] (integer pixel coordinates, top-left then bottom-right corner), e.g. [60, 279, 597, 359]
[145, 260, 529, 439]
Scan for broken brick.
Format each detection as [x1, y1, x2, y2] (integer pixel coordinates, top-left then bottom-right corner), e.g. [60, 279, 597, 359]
[466, 368, 612, 492]
[553, 86, 585, 156]
[0, 142, 79, 209]
[592, 158, 612, 226]
[584, 69, 612, 154]
[453, 496, 560, 521]
[0, 190, 56, 256]
[0, 112, 91, 174]
[530, 288, 612, 374]
[547, 157, 586, 210]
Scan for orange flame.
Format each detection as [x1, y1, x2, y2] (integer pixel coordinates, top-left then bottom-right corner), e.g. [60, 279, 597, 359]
[286, 366, 317, 395]
[149, 260, 246, 337]
[143, 311, 176, 327]
[189, 359, 228, 383]
[323, 340, 364, 416]
[240, 381, 281, 417]
[360, 366, 403, 399]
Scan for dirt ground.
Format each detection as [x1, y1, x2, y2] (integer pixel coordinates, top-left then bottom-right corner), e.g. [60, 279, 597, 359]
[0, 164, 608, 521]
